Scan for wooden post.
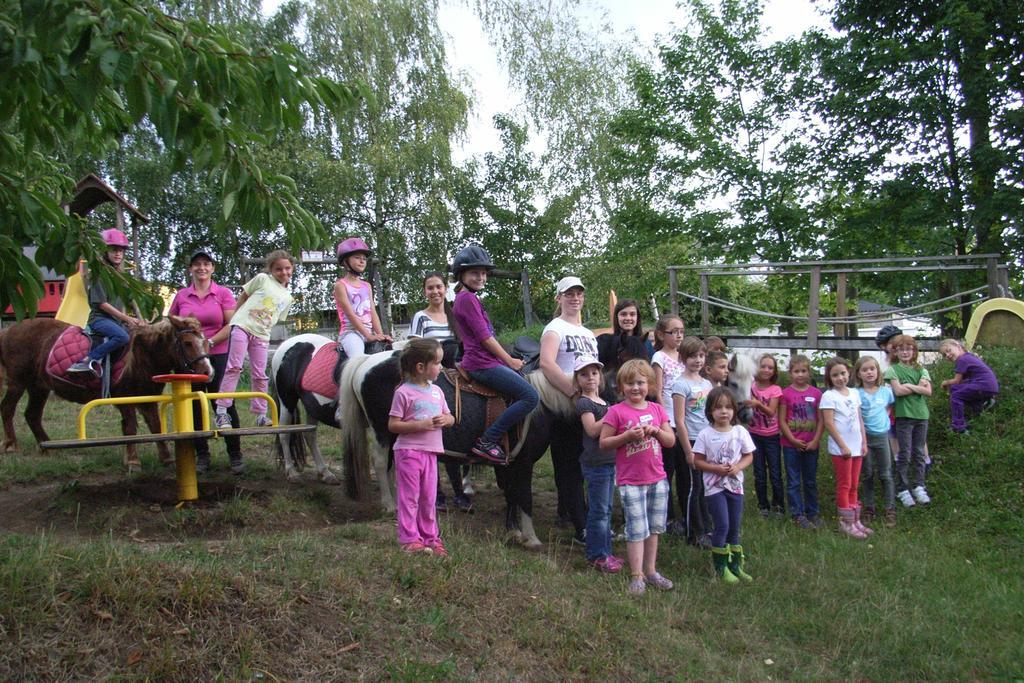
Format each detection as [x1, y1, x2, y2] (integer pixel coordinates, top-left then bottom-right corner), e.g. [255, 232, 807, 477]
[986, 256, 1000, 298]
[834, 272, 846, 339]
[669, 268, 679, 317]
[700, 273, 710, 336]
[521, 269, 536, 326]
[808, 266, 820, 347]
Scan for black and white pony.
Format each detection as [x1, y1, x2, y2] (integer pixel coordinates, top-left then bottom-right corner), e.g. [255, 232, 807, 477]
[269, 331, 648, 547]
[338, 349, 573, 549]
[726, 351, 757, 424]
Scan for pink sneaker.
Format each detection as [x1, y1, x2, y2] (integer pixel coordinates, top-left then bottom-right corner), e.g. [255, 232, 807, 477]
[591, 556, 622, 574]
[401, 541, 433, 554]
[607, 555, 626, 571]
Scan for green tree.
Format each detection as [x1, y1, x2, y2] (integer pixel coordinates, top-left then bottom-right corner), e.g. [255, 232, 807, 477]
[473, 0, 635, 246]
[811, 0, 1023, 259]
[301, 0, 470, 325]
[1, 0, 359, 317]
[453, 115, 579, 326]
[606, 0, 822, 331]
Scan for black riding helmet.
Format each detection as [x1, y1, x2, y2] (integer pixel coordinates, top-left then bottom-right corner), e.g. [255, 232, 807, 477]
[875, 324, 903, 348]
[451, 244, 495, 281]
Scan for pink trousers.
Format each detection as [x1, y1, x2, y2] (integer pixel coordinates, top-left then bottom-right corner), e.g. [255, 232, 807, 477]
[395, 448, 440, 545]
[832, 455, 864, 509]
[217, 326, 269, 414]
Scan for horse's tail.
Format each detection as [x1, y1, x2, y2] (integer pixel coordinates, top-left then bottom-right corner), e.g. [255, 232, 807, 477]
[338, 353, 374, 501]
[0, 327, 7, 390]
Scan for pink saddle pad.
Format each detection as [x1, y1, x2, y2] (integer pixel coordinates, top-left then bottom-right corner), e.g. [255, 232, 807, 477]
[45, 326, 126, 387]
[300, 342, 340, 398]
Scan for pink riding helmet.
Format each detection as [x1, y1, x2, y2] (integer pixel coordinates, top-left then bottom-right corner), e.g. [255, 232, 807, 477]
[336, 237, 371, 262]
[101, 228, 130, 248]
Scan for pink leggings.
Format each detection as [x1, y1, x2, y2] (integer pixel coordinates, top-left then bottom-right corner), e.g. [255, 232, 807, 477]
[395, 449, 440, 546]
[217, 326, 269, 414]
[831, 455, 863, 509]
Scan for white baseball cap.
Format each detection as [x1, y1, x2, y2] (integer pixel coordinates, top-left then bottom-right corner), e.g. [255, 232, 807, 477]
[556, 276, 586, 294]
[572, 354, 603, 373]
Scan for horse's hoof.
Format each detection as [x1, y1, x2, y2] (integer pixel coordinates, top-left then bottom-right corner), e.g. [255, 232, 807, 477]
[2, 442, 18, 453]
[286, 469, 301, 483]
[319, 470, 341, 485]
[521, 539, 544, 552]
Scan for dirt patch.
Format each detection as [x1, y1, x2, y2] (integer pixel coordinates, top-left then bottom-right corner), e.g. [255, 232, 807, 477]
[0, 471, 388, 542]
[0, 466, 565, 546]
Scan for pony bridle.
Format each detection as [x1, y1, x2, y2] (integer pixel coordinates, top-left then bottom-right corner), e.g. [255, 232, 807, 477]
[175, 327, 212, 373]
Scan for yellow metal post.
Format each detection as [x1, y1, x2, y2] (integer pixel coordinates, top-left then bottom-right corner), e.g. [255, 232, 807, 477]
[168, 379, 198, 502]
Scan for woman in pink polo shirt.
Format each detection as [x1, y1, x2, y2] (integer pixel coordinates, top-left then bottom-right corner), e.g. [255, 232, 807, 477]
[169, 249, 240, 473]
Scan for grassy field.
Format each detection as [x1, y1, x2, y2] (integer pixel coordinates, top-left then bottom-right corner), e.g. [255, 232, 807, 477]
[1, 348, 1022, 680]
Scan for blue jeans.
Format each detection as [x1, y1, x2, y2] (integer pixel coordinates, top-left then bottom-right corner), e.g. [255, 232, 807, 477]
[87, 317, 130, 361]
[582, 464, 616, 562]
[783, 446, 819, 518]
[707, 490, 743, 547]
[467, 365, 539, 443]
[751, 433, 784, 513]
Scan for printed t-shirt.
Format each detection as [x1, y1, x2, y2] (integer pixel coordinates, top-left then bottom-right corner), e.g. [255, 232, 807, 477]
[780, 385, 822, 448]
[603, 401, 669, 486]
[857, 386, 894, 435]
[231, 273, 292, 341]
[692, 425, 754, 496]
[883, 364, 931, 420]
[821, 388, 863, 456]
[576, 396, 614, 468]
[335, 278, 373, 335]
[670, 374, 712, 440]
[452, 289, 500, 371]
[955, 353, 999, 393]
[542, 317, 598, 374]
[389, 381, 450, 453]
[651, 350, 685, 426]
[169, 282, 237, 354]
[748, 383, 783, 436]
[409, 310, 452, 340]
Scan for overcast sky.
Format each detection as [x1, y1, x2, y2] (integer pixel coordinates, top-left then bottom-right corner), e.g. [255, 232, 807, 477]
[437, 0, 830, 159]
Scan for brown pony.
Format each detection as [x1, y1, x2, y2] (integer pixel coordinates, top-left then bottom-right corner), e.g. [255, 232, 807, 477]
[0, 316, 213, 468]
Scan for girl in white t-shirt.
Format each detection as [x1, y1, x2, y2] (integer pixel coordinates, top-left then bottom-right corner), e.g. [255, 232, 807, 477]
[540, 276, 598, 544]
[821, 357, 869, 539]
[692, 386, 755, 583]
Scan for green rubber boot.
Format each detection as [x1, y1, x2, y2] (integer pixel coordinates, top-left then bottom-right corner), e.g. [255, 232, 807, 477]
[728, 544, 753, 582]
[712, 547, 739, 584]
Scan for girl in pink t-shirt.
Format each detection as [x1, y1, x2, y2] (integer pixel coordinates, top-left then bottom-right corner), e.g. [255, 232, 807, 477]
[388, 338, 454, 557]
[746, 353, 784, 516]
[334, 237, 391, 360]
[600, 359, 676, 596]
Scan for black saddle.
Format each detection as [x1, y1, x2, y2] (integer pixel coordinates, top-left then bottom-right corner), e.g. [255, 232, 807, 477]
[512, 336, 541, 373]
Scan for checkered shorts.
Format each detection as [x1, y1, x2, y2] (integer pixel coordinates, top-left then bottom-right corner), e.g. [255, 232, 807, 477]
[619, 478, 669, 542]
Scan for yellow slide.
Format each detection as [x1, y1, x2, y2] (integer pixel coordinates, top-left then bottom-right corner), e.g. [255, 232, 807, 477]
[965, 297, 1024, 351]
[55, 262, 89, 328]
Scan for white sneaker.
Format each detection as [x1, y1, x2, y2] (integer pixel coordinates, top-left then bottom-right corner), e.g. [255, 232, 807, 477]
[911, 486, 931, 505]
[215, 411, 233, 429]
[897, 490, 916, 508]
[254, 414, 273, 427]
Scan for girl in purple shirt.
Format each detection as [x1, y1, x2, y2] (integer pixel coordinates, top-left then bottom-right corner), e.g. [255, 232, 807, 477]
[449, 245, 538, 465]
[939, 339, 999, 434]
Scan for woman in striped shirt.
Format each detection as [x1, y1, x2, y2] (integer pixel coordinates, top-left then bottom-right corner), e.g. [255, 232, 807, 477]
[408, 271, 473, 512]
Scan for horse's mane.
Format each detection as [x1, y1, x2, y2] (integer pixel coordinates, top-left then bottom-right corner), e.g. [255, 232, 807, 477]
[121, 319, 177, 377]
[526, 371, 575, 420]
